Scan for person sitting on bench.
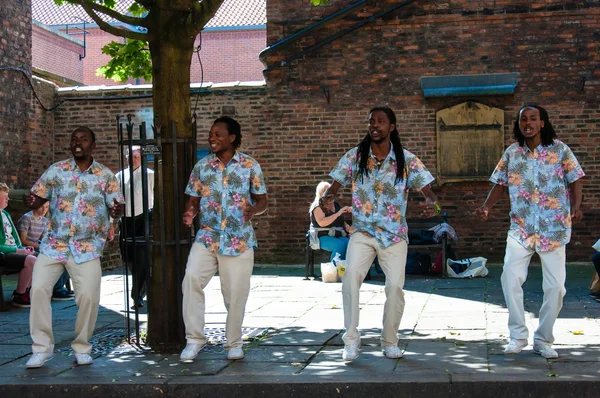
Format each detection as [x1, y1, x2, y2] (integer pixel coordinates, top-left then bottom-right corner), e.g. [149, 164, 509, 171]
[309, 181, 353, 262]
[0, 183, 37, 308]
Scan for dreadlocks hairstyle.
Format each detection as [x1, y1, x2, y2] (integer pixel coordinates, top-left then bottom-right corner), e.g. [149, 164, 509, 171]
[513, 104, 557, 147]
[355, 106, 406, 184]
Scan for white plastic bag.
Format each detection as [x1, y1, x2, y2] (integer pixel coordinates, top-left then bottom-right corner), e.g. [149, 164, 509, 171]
[593, 238, 600, 252]
[446, 257, 489, 278]
[321, 261, 338, 283]
[333, 253, 347, 280]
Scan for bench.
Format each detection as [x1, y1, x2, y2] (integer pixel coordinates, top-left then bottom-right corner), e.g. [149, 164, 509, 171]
[305, 214, 448, 280]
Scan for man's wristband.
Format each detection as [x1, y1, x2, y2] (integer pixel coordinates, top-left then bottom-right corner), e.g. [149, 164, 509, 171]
[434, 203, 441, 215]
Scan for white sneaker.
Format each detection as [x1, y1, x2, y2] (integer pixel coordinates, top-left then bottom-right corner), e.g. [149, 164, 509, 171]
[504, 338, 528, 354]
[227, 346, 244, 360]
[26, 352, 53, 369]
[382, 345, 403, 359]
[533, 343, 558, 359]
[342, 344, 360, 361]
[180, 343, 206, 361]
[74, 353, 93, 366]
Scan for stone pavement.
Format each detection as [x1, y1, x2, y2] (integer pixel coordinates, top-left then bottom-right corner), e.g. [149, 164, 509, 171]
[1, 263, 600, 397]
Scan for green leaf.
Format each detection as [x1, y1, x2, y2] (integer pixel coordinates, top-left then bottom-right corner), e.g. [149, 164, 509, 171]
[55, 0, 117, 7]
[310, 0, 329, 5]
[97, 39, 152, 83]
[128, 3, 147, 17]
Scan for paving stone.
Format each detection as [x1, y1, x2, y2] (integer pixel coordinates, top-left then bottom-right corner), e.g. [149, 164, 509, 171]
[402, 340, 489, 375]
[0, 344, 32, 359]
[549, 361, 600, 379]
[300, 346, 398, 377]
[260, 329, 339, 346]
[238, 345, 320, 363]
[2, 264, 600, 389]
[549, 344, 600, 362]
[145, 357, 229, 377]
[217, 361, 300, 376]
[415, 315, 487, 330]
[488, 351, 552, 377]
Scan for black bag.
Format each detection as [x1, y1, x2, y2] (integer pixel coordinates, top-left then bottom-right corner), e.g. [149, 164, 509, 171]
[407, 230, 436, 245]
[405, 252, 432, 275]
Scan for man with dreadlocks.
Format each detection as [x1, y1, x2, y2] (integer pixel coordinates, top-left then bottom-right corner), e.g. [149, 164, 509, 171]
[324, 106, 439, 361]
[476, 105, 584, 359]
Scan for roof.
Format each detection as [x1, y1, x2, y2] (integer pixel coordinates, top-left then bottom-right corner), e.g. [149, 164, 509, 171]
[32, 0, 266, 28]
[206, 0, 266, 28]
[32, 0, 135, 25]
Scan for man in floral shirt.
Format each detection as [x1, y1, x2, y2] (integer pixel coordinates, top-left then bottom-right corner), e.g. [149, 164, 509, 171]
[23, 126, 124, 368]
[324, 107, 439, 361]
[476, 105, 584, 359]
[179, 116, 267, 362]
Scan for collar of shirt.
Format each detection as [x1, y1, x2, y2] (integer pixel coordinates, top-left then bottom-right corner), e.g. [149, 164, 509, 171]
[369, 142, 396, 165]
[68, 158, 103, 175]
[520, 141, 553, 156]
[209, 151, 241, 167]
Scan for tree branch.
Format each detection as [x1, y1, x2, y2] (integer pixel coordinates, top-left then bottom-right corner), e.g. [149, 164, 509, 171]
[81, 3, 151, 41]
[69, 0, 149, 28]
[190, 0, 224, 36]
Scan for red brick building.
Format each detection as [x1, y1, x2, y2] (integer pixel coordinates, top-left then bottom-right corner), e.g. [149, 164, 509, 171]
[2, 0, 600, 264]
[31, 0, 266, 86]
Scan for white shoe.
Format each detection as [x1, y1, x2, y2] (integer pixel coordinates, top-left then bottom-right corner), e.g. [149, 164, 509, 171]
[504, 338, 528, 354]
[180, 343, 206, 361]
[74, 353, 93, 366]
[382, 345, 403, 359]
[227, 346, 244, 360]
[26, 352, 53, 369]
[342, 344, 360, 361]
[533, 343, 558, 359]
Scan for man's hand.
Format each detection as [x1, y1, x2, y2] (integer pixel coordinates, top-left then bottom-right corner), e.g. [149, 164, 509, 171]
[418, 201, 437, 218]
[23, 193, 36, 207]
[571, 208, 583, 224]
[17, 247, 34, 255]
[23, 193, 45, 210]
[110, 198, 124, 219]
[241, 199, 255, 223]
[182, 207, 196, 227]
[475, 206, 489, 221]
[107, 223, 115, 241]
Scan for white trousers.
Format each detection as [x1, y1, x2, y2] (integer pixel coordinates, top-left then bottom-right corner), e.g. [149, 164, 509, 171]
[501, 236, 566, 345]
[30, 254, 102, 354]
[182, 242, 254, 349]
[342, 232, 408, 347]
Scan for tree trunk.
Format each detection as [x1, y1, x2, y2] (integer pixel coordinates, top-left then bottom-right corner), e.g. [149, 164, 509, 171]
[146, 27, 196, 346]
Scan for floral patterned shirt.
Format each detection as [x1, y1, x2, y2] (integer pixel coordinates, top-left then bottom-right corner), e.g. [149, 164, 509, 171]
[185, 152, 267, 256]
[490, 140, 585, 251]
[330, 144, 434, 248]
[31, 158, 124, 263]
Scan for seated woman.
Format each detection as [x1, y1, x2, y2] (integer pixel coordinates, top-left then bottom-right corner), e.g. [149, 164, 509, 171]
[0, 183, 37, 308]
[309, 181, 352, 262]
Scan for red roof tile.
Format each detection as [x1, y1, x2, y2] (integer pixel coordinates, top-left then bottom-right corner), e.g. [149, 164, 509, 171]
[32, 0, 266, 28]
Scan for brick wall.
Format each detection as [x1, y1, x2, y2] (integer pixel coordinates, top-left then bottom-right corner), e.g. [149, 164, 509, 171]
[0, 0, 33, 188]
[52, 27, 266, 86]
[193, 29, 267, 83]
[37, 0, 600, 263]
[259, 0, 600, 262]
[32, 24, 83, 84]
